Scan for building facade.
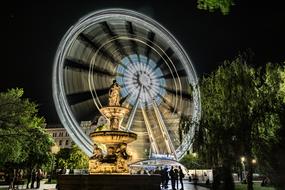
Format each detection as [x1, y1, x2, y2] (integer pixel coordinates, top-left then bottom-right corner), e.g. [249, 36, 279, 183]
[45, 117, 106, 149]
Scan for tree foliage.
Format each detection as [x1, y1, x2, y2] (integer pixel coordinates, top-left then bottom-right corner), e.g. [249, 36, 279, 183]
[195, 55, 284, 190]
[197, 0, 234, 15]
[55, 145, 89, 170]
[180, 153, 205, 169]
[0, 88, 53, 168]
[0, 88, 54, 188]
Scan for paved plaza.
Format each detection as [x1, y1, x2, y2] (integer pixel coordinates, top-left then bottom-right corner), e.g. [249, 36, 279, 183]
[0, 179, 209, 190]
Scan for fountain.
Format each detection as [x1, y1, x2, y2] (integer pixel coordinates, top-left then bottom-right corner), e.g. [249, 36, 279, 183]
[89, 80, 137, 173]
[57, 81, 160, 190]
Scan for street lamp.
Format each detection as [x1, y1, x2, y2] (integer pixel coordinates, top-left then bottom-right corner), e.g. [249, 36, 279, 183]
[240, 156, 246, 183]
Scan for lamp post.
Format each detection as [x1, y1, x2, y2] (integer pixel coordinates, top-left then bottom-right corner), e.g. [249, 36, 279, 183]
[252, 159, 256, 176]
[241, 156, 246, 183]
[192, 153, 198, 185]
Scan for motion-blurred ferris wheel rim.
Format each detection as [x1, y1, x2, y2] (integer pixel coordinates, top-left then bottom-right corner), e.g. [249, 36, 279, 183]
[52, 8, 201, 160]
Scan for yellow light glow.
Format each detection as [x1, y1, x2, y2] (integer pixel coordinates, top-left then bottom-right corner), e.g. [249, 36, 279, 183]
[252, 159, 257, 164]
[241, 156, 245, 162]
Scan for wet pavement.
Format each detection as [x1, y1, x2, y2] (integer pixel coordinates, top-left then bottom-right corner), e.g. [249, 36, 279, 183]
[0, 179, 210, 190]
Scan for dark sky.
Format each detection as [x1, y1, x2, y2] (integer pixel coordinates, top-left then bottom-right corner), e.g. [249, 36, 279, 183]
[1, 1, 285, 123]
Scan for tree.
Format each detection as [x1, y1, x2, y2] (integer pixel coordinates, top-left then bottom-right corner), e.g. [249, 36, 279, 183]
[0, 88, 37, 165]
[179, 153, 205, 169]
[196, 55, 284, 190]
[252, 63, 285, 190]
[196, 55, 256, 190]
[68, 145, 89, 170]
[197, 0, 234, 15]
[55, 148, 71, 170]
[55, 145, 89, 171]
[0, 88, 54, 187]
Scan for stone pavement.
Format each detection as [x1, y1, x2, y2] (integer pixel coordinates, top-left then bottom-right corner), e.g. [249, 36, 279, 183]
[0, 179, 209, 190]
[162, 180, 210, 190]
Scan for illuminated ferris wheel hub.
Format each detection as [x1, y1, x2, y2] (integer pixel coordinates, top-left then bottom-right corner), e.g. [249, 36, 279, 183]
[53, 8, 201, 162]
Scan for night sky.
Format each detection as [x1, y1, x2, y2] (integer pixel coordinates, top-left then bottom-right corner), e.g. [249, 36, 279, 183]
[1, 1, 285, 123]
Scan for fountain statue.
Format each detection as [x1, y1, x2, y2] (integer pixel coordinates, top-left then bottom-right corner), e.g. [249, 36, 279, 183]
[89, 80, 137, 174]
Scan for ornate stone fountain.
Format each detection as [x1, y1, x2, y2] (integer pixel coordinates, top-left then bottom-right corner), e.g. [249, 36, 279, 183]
[89, 80, 137, 174]
[58, 80, 160, 190]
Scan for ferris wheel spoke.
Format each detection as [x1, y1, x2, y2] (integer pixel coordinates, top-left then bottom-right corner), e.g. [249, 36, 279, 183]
[125, 21, 140, 62]
[157, 69, 187, 79]
[140, 102, 159, 154]
[152, 47, 174, 71]
[66, 88, 109, 106]
[64, 58, 116, 77]
[152, 100, 177, 159]
[77, 33, 118, 65]
[157, 93, 178, 114]
[125, 87, 142, 131]
[100, 22, 134, 64]
[145, 31, 155, 65]
[161, 86, 192, 100]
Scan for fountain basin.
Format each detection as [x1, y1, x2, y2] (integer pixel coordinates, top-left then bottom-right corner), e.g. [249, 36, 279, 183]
[90, 131, 137, 144]
[100, 107, 129, 118]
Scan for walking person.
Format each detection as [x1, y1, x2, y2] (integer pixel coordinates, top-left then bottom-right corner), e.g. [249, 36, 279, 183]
[36, 169, 42, 189]
[169, 166, 176, 190]
[31, 169, 36, 189]
[26, 169, 31, 189]
[164, 167, 169, 189]
[178, 166, 185, 190]
[174, 167, 179, 190]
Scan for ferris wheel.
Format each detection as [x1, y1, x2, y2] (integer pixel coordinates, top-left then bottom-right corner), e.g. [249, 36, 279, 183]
[53, 9, 201, 161]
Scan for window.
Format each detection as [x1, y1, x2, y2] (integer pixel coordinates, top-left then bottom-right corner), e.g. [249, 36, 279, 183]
[65, 132, 69, 137]
[59, 140, 62, 146]
[65, 140, 69, 145]
[52, 133, 57, 137]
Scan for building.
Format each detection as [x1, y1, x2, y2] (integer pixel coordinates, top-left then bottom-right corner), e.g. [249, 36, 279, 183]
[46, 124, 72, 149]
[45, 116, 106, 149]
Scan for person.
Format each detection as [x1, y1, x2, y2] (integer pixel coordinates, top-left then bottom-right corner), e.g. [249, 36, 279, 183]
[174, 167, 179, 190]
[162, 167, 169, 189]
[178, 166, 184, 190]
[31, 169, 36, 188]
[26, 169, 31, 189]
[188, 173, 192, 182]
[169, 166, 176, 190]
[36, 169, 42, 189]
[261, 176, 269, 186]
[108, 80, 121, 106]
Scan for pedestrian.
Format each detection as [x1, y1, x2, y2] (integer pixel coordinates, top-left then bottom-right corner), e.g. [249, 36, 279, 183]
[36, 169, 42, 188]
[31, 169, 36, 188]
[26, 169, 31, 189]
[169, 166, 176, 190]
[174, 167, 179, 190]
[160, 167, 165, 188]
[162, 166, 169, 189]
[178, 166, 185, 190]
